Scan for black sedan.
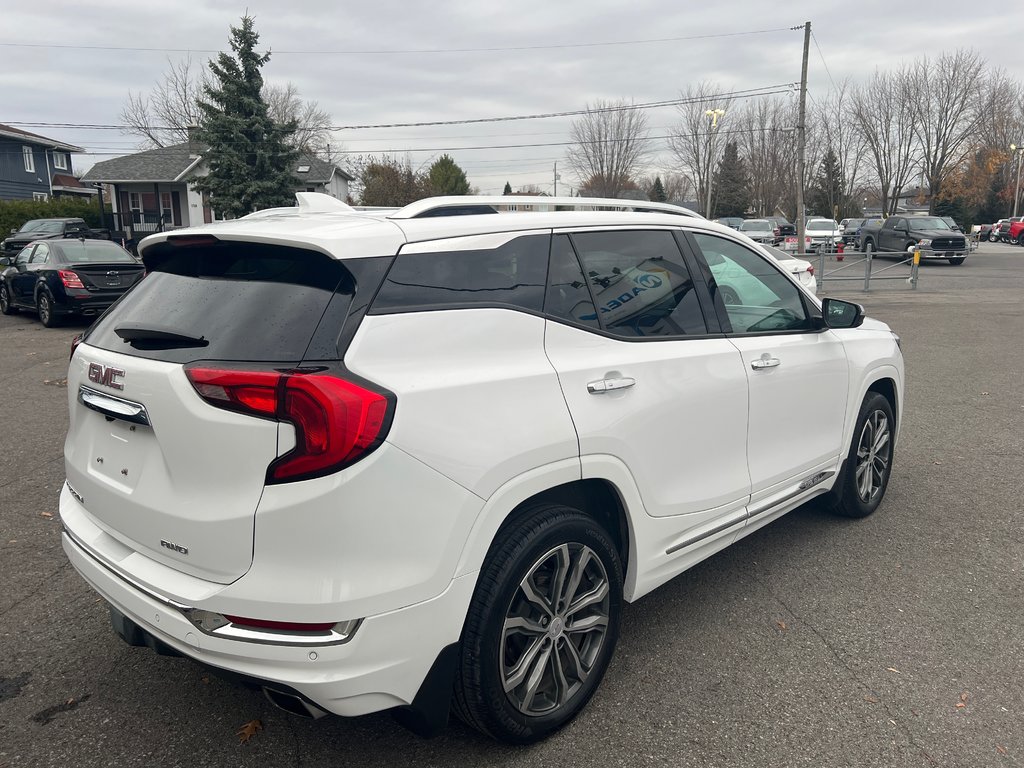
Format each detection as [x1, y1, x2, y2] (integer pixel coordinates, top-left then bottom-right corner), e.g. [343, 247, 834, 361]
[0, 239, 144, 327]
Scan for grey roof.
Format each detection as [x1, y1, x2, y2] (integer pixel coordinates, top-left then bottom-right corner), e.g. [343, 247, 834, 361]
[81, 143, 201, 183]
[293, 154, 355, 183]
[0, 123, 83, 152]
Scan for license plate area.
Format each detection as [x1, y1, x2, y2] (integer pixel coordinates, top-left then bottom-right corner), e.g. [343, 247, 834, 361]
[86, 417, 151, 492]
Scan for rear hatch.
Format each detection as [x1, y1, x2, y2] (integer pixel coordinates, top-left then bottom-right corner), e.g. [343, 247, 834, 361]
[64, 237, 371, 583]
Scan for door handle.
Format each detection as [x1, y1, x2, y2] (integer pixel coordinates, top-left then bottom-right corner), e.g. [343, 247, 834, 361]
[587, 377, 636, 394]
[750, 354, 780, 370]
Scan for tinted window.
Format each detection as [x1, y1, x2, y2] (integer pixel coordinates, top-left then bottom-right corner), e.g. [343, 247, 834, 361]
[86, 241, 356, 364]
[570, 230, 707, 338]
[57, 241, 137, 263]
[545, 234, 599, 329]
[30, 244, 50, 264]
[372, 234, 547, 313]
[692, 233, 812, 335]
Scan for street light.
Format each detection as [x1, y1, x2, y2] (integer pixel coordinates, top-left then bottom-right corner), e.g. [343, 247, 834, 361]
[1011, 144, 1024, 218]
[704, 108, 725, 218]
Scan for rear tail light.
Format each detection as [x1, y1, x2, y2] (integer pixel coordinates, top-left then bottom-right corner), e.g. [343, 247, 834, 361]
[70, 333, 83, 360]
[59, 270, 85, 289]
[185, 366, 391, 483]
[807, 265, 815, 276]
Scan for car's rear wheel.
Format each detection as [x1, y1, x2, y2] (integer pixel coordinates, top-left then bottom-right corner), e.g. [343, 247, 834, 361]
[0, 282, 16, 315]
[37, 291, 59, 327]
[948, 257, 965, 265]
[1016, 233, 1024, 246]
[453, 504, 623, 743]
[827, 392, 895, 519]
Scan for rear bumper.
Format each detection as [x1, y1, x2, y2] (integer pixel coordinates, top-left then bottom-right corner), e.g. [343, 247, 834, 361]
[62, 526, 476, 717]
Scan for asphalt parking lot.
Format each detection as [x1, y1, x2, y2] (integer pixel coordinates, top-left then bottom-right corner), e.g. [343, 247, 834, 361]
[1, 242, 1022, 768]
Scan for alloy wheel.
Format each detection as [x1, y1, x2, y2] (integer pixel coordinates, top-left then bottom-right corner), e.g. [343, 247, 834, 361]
[855, 410, 890, 503]
[0, 284, 9, 312]
[500, 542, 610, 716]
[38, 294, 51, 325]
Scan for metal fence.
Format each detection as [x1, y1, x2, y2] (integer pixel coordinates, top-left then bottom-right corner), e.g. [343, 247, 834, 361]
[813, 241, 921, 292]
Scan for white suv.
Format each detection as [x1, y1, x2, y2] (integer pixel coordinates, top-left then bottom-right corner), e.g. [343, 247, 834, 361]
[60, 194, 903, 743]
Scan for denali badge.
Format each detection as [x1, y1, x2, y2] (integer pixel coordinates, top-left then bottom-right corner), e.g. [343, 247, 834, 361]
[87, 363, 125, 391]
[799, 471, 831, 490]
[160, 539, 189, 556]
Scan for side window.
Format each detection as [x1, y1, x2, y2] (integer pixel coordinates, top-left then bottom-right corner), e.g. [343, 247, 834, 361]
[570, 230, 707, 338]
[545, 234, 599, 329]
[691, 233, 812, 335]
[372, 233, 548, 314]
[15, 246, 34, 267]
[30, 244, 50, 264]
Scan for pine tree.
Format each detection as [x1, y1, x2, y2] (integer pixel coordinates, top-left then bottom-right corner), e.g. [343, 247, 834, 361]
[713, 142, 750, 217]
[503, 181, 513, 195]
[193, 15, 300, 217]
[649, 176, 667, 202]
[809, 149, 845, 219]
[427, 154, 471, 196]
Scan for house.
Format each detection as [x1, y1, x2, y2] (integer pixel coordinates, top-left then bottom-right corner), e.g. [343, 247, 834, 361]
[80, 142, 354, 242]
[0, 123, 92, 201]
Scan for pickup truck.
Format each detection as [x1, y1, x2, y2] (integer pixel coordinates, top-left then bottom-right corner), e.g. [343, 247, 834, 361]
[1, 218, 110, 260]
[859, 215, 968, 265]
[1007, 219, 1024, 245]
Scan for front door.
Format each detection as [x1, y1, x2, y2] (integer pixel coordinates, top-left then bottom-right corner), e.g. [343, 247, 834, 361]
[687, 232, 850, 514]
[10, 245, 39, 305]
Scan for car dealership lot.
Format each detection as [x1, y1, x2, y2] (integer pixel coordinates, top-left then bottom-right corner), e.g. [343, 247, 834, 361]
[1, 242, 1022, 767]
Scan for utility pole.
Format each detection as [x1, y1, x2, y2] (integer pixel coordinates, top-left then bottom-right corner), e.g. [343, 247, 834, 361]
[553, 161, 559, 197]
[796, 21, 811, 255]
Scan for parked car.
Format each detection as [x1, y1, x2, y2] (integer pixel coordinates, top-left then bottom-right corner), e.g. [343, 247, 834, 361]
[995, 217, 1023, 242]
[713, 217, 743, 230]
[738, 218, 777, 243]
[977, 223, 994, 241]
[763, 244, 817, 294]
[780, 234, 813, 253]
[805, 218, 841, 252]
[1, 217, 109, 259]
[1007, 219, 1024, 245]
[59, 193, 903, 743]
[855, 218, 885, 250]
[839, 218, 867, 246]
[0, 239, 143, 326]
[859, 215, 968, 264]
[765, 216, 796, 241]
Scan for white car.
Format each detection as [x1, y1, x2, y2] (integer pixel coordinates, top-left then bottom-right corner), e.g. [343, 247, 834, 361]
[805, 218, 841, 251]
[764, 245, 817, 294]
[60, 194, 903, 743]
[738, 218, 777, 243]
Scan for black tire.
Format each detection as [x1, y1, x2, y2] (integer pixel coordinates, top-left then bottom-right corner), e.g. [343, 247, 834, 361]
[37, 290, 59, 327]
[0, 282, 16, 315]
[1016, 233, 1024, 246]
[864, 239, 874, 257]
[718, 285, 741, 305]
[947, 257, 965, 266]
[827, 392, 895, 519]
[453, 504, 623, 743]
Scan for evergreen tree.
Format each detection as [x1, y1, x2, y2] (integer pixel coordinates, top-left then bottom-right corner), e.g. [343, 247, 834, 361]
[503, 181, 513, 195]
[193, 15, 299, 218]
[713, 142, 750, 217]
[427, 154, 471, 195]
[809, 149, 845, 219]
[649, 176, 667, 202]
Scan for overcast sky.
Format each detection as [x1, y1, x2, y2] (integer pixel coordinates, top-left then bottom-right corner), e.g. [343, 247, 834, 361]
[2, 0, 1019, 196]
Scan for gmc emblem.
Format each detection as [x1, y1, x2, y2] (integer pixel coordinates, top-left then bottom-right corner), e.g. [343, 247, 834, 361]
[87, 363, 125, 391]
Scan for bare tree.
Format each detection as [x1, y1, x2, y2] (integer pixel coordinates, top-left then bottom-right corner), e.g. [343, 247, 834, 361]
[667, 82, 734, 217]
[736, 97, 796, 217]
[121, 56, 206, 147]
[565, 99, 651, 198]
[850, 68, 919, 215]
[815, 80, 869, 212]
[906, 50, 987, 211]
[660, 172, 695, 205]
[121, 57, 339, 160]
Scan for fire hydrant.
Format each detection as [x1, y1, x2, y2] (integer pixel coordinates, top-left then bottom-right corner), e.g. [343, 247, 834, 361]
[836, 242, 845, 262]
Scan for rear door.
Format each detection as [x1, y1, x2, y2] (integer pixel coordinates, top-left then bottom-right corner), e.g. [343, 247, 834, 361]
[543, 230, 751, 555]
[65, 239, 369, 583]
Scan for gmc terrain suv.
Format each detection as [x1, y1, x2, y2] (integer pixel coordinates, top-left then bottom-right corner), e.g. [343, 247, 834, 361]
[61, 194, 903, 743]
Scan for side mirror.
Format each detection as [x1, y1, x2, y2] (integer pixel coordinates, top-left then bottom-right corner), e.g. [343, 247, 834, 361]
[9, 229, 16, 235]
[821, 298, 865, 329]
[0, 257, 9, 267]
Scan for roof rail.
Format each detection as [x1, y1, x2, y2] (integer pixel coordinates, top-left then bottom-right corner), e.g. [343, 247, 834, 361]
[388, 195, 705, 220]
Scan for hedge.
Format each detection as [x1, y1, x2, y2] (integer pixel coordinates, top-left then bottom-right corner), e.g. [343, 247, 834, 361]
[0, 198, 110, 237]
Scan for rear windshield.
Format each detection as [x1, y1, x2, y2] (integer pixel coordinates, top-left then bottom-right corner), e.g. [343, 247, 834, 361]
[741, 221, 770, 230]
[85, 240, 358, 364]
[59, 241, 137, 263]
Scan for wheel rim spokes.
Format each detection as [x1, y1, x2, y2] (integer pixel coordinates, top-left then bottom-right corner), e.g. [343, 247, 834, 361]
[501, 543, 610, 715]
[855, 411, 890, 502]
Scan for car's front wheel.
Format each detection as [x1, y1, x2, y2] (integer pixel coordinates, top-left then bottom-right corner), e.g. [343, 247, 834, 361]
[0, 282, 16, 315]
[827, 392, 895, 519]
[453, 504, 623, 743]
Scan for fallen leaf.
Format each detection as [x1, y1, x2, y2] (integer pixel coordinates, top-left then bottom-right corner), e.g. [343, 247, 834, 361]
[933, 461, 942, 465]
[960, 692, 970, 702]
[887, 667, 901, 674]
[956, 702, 966, 709]
[237, 719, 263, 744]
[39, 511, 53, 519]
[200, 675, 210, 684]
[864, 695, 879, 703]
[981, 392, 989, 396]
[775, 619, 787, 631]
[997, 745, 1008, 755]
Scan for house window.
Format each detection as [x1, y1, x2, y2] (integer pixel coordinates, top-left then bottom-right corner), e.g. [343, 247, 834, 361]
[129, 192, 143, 223]
[160, 192, 173, 224]
[23, 146, 35, 173]
[52, 152, 68, 170]
[33, 192, 48, 202]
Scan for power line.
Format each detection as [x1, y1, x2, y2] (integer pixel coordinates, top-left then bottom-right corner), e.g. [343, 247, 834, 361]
[810, 31, 839, 93]
[0, 26, 796, 56]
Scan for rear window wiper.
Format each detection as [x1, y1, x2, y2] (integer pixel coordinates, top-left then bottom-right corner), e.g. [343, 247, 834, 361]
[114, 323, 209, 348]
